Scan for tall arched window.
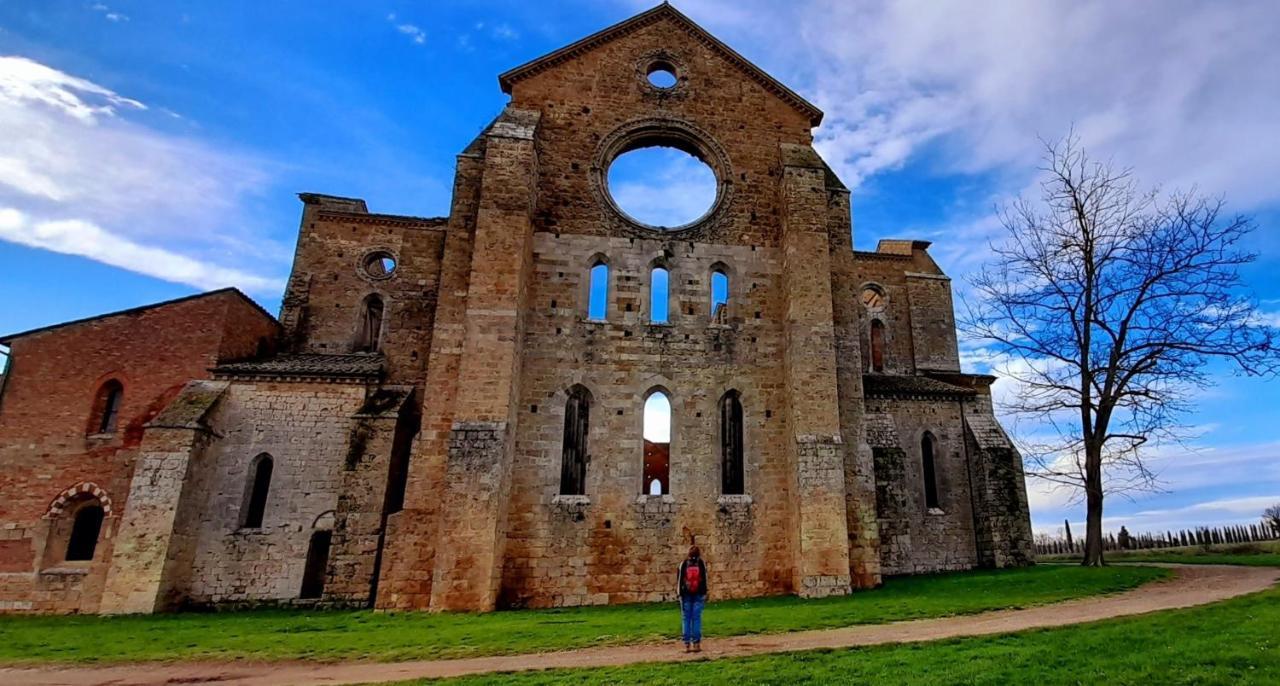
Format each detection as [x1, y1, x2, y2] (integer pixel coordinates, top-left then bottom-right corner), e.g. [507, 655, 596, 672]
[92, 379, 123, 434]
[650, 266, 669, 324]
[642, 390, 671, 495]
[921, 432, 940, 510]
[242, 453, 273, 528]
[710, 268, 729, 319]
[559, 386, 591, 496]
[64, 504, 104, 561]
[720, 390, 744, 495]
[870, 319, 886, 372]
[588, 260, 610, 320]
[356, 294, 385, 352]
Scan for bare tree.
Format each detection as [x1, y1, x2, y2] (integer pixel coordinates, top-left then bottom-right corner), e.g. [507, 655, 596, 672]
[964, 136, 1279, 566]
[1265, 503, 1280, 537]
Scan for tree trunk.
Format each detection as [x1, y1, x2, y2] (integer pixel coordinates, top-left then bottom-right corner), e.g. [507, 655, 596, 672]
[1082, 445, 1105, 566]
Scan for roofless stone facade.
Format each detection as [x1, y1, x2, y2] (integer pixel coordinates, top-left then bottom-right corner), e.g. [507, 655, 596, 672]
[0, 5, 1032, 614]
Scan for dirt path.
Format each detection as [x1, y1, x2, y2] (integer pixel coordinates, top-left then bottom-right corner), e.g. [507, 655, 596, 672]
[4, 564, 1276, 686]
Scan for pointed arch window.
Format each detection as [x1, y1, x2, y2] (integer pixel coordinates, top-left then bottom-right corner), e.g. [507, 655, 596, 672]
[643, 391, 671, 495]
[650, 266, 669, 324]
[92, 379, 123, 435]
[922, 432, 940, 510]
[356, 294, 385, 352]
[710, 268, 729, 319]
[560, 386, 591, 496]
[588, 260, 610, 320]
[870, 319, 886, 372]
[242, 453, 274, 528]
[64, 504, 104, 561]
[720, 390, 744, 495]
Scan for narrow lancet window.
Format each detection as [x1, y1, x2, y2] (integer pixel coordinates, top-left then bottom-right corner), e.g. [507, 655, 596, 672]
[588, 261, 609, 320]
[720, 391, 744, 495]
[94, 380, 123, 434]
[650, 266, 669, 324]
[922, 432, 940, 510]
[642, 391, 671, 495]
[242, 454, 273, 528]
[356, 294, 385, 353]
[870, 319, 886, 372]
[559, 386, 591, 496]
[710, 268, 729, 320]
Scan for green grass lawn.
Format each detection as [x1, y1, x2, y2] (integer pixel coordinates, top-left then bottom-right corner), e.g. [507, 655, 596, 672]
[1043, 541, 1280, 567]
[431, 586, 1280, 685]
[0, 565, 1165, 665]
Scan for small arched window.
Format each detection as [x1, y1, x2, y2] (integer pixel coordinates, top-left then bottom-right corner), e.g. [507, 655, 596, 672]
[710, 268, 729, 319]
[642, 390, 671, 495]
[588, 260, 610, 320]
[64, 504, 104, 561]
[242, 453, 274, 528]
[92, 380, 123, 435]
[650, 266, 669, 324]
[355, 294, 385, 353]
[922, 432, 940, 510]
[720, 390, 744, 495]
[870, 319, 886, 373]
[560, 386, 591, 496]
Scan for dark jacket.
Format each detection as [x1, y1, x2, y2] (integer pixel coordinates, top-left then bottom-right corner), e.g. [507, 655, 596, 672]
[678, 557, 709, 597]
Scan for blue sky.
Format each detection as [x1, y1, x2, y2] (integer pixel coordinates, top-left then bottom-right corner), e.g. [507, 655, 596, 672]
[2, 0, 1279, 536]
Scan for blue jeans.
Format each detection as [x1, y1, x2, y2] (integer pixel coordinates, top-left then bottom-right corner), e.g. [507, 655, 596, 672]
[681, 594, 705, 644]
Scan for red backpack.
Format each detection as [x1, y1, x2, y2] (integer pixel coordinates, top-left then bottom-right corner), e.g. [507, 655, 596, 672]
[684, 561, 703, 594]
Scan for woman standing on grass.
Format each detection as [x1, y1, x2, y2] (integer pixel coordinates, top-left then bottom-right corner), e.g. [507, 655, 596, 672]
[678, 545, 709, 652]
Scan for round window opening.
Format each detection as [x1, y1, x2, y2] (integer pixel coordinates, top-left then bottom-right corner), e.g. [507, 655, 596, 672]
[606, 144, 717, 230]
[646, 62, 678, 89]
[363, 251, 398, 278]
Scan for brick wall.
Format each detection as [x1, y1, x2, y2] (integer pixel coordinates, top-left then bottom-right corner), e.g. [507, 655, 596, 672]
[0, 290, 277, 613]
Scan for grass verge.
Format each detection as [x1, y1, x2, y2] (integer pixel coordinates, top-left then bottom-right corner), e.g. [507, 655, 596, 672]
[1042, 541, 1280, 567]
[429, 586, 1280, 685]
[0, 565, 1166, 664]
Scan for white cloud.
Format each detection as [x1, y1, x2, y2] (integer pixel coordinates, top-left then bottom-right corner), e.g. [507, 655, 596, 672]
[607, 148, 717, 228]
[651, 1, 1280, 209]
[491, 23, 519, 41]
[387, 14, 426, 45]
[0, 209, 279, 292]
[89, 3, 129, 23]
[643, 392, 671, 442]
[0, 56, 142, 122]
[0, 56, 284, 293]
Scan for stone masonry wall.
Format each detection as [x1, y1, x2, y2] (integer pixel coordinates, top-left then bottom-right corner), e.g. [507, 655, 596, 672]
[865, 397, 979, 575]
[279, 197, 446, 385]
[500, 234, 794, 607]
[174, 381, 367, 606]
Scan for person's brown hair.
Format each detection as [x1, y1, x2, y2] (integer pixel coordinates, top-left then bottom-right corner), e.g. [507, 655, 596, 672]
[688, 545, 701, 559]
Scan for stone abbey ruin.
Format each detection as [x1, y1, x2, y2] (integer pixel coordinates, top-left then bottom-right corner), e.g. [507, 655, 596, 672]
[0, 4, 1032, 614]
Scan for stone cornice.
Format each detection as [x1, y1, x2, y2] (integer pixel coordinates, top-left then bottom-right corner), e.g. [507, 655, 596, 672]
[315, 211, 448, 230]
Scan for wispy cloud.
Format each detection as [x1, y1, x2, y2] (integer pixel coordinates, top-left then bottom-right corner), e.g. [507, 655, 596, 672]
[89, 3, 128, 23]
[0, 209, 278, 292]
[0, 56, 284, 293]
[387, 13, 426, 45]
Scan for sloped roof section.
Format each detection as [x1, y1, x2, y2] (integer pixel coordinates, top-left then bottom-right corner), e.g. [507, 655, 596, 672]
[0, 288, 276, 346]
[213, 353, 384, 381]
[498, 3, 823, 126]
[863, 374, 977, 399]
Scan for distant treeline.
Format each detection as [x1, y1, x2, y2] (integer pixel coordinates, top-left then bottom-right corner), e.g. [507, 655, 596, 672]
[1035, 521, 1279, 556]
